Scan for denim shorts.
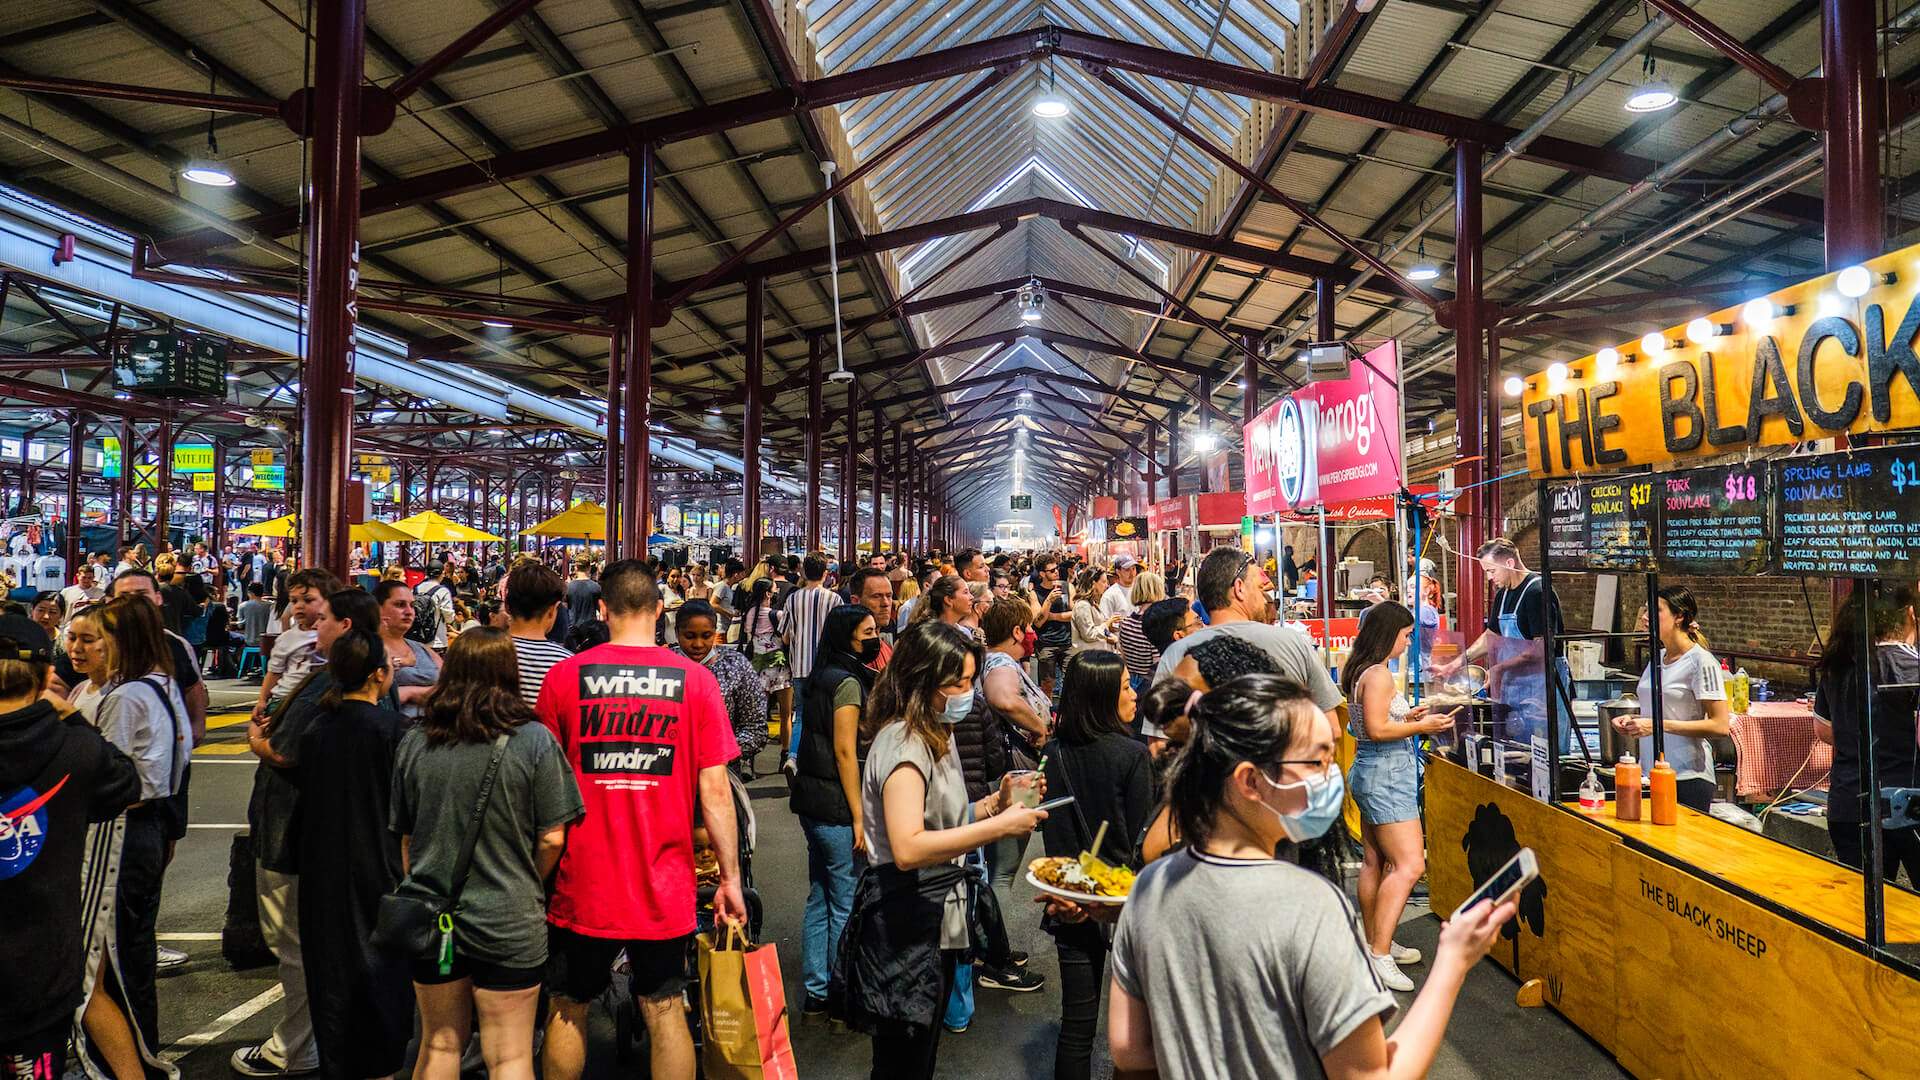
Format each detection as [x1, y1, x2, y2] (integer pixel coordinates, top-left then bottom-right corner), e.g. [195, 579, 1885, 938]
[1350, 739, 1420, 825]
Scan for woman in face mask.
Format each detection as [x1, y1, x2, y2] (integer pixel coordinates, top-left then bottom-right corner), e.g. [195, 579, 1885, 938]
[836, 621, 1049, 1080]
[1106, 674, 1515, 1080]
[788, 605, 880, 1019]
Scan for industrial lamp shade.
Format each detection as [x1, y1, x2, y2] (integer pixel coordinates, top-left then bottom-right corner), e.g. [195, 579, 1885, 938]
[1623, 79, 1677, 113]
[180, 158, 237, 187]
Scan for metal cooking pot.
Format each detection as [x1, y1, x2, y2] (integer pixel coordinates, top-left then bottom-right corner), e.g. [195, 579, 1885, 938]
[1597, 694, 1640, 765]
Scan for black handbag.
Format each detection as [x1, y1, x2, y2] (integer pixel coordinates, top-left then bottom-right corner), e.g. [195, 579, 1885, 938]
[372, 732, 510, 972]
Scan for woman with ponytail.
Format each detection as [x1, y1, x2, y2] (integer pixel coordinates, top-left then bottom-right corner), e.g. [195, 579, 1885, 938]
[292, 630, 412, 1079]
[1106, 674, 1515, 1080]
[1612, 585, 1731, 812]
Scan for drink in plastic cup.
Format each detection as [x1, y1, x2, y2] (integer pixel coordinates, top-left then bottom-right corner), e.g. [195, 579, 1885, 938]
[1006, 770, 1041, 808]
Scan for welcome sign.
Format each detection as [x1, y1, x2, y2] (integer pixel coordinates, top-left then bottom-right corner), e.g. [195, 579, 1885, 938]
[1522, 239, 1920, 476]
[1244, 340, 1402, 515]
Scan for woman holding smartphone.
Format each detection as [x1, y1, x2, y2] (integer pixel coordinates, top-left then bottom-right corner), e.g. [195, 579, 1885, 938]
[1342, 602, 1455, 991]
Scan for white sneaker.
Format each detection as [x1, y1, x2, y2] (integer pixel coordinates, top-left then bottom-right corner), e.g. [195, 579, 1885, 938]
[1390, 941, 1422, 966]
[1371, 952, 1415, 992]
[156, 944, 189, 973]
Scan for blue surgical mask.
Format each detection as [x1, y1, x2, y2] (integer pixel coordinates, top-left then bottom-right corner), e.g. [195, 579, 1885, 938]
[939, 689, 973, 725]
[1257, 765, 1344, 843]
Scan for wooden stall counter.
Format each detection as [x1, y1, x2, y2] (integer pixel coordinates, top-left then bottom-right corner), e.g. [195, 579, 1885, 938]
[1425, 756, 1920, 1080]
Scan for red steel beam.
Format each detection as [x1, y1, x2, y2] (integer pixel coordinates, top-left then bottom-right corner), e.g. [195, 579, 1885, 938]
[663, 67, 1011, 310]
[1643, 0, 1798, 95]
[0, 70, 282, 115]
[388, 0, 549, 103]
[152, 25, 1697, 262]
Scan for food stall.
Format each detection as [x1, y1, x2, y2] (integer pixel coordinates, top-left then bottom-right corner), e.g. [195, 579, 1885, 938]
[1426, 245, 1920, 1078]
[1147, 491, 1248, 575]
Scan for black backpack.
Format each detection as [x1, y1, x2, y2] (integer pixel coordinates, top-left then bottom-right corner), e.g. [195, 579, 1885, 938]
[408, 581, 443, 644]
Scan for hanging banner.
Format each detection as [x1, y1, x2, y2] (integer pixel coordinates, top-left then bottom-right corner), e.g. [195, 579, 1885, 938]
[1244, 340, 1402, 516]
[101, 437, 122, 478]
[133, 462, 158, 490]
[171, 443, 215, 473]
[253, 465, 285, 490]
[1148, 497, 1192, 532]
[1523, 239, 1920, 476]
[251, 448, 275, 467]
[1051, 504, 1067, 539]
[192, 473, 215, 492]
[361, 465, 392, 483]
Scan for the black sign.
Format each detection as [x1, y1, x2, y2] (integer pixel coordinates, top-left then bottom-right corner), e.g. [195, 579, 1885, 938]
[111, 332, 227, 399]
[1655, 463, 1770, 576]
[1773, 446, 1920, 577]
[1010, 494, 1033, 510]
[1544, 482, 1586, 567]
[1582, 475, 1656, 571]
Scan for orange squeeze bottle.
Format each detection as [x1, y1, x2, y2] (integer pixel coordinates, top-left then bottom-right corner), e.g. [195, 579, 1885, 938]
[1614, 753, 1641, 822]
[1650, 755, 1678, 826]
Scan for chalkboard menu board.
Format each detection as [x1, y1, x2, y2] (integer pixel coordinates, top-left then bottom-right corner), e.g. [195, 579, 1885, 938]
[1773, 446, 1920, 577]
[1545, 482, 1587, 566]
[1656, 463, 1770, 575]
[1583, 475, 1656, 571]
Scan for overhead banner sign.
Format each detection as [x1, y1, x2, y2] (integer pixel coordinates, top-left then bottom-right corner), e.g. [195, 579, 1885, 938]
[1245, 340, 1402, 516]
[193, 473, 215, 492]
[1523, 238, 1920, 476]
[172, 443, 215, 473]
[253, 465, 285, 490]
[251, 448, 275, 467]
[101, 437, 122, 479]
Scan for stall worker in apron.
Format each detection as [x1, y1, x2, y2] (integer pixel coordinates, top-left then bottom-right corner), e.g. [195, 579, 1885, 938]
[1434, 537, 1567, 750]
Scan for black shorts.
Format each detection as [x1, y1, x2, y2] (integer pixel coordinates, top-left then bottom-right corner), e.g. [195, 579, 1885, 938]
[0, 1019, 67, 1080]
[410, 952, 544, 992]
[545, 925, 690, 1003]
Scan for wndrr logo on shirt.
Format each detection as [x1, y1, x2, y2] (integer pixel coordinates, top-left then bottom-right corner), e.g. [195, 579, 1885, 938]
[579, 664, 686, 702]
[581, 741, 677, 776]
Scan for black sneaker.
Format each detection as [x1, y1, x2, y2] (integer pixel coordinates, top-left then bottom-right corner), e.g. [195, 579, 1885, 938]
[229, 1045, 316, 1078]
[1007, 949, 1029, 968]
[977, 965, 1044, 993]
[801, 996, 829, 1024]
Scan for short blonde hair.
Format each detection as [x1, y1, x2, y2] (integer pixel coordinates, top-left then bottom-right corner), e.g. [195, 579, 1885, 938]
[1130, 571, 1167, 606]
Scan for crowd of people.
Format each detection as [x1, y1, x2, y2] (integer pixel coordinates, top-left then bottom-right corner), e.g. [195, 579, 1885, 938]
[2, 535, 1531, 1080]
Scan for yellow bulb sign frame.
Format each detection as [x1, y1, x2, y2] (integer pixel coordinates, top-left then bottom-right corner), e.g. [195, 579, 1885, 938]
[1522, 239, 1920, 477]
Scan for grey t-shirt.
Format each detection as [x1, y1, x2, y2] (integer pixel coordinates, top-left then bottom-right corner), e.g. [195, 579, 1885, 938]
[1635, 643, 1727, 783]
[862, 720, 969, 949]
[1155, 621, 1343, 713]
[390, 722, 584, 967]
[238, 599, 272, 644]
[1112, 849, 1395, 1080]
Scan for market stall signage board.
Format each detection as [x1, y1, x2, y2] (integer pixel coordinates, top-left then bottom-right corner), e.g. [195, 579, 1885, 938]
[1655, 463, 1770, 575]
[1010, 494, 1032, 510]
[1578, 476, 1656, 571]
[1522, 239, 1920, 477]
[253, 465, 285, 491]
[1772, 445, 1920, 576]
[171, 444, 215, 473]
[192, 473, 215, 492]
[1545, 483, 1587, 566]
[1245, 341, 1402, 515]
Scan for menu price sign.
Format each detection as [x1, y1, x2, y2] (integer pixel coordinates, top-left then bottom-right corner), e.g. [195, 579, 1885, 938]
[1656, 463, 1770, 575]
[1773, 446, 1920, 577]
[1584, 475, 1656, 571]
[1545, 482, 1586, 566]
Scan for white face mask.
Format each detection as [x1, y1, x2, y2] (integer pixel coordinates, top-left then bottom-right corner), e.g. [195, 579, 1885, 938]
[939, 689, 973, 725]
[1255, 765, 1345, 843]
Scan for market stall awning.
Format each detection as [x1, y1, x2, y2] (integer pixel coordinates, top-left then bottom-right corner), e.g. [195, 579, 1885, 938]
[232, 514, 297, 538]
[350, 520, 413, 543]
[392, 511, 503, 543]
[524, 502, 608, 540]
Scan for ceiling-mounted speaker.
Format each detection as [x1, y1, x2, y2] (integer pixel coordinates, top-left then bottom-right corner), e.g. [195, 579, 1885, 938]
[1304, 342, 1350, 382]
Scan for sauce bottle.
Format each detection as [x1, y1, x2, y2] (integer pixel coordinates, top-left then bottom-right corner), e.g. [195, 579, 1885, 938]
[1650, 755, 1678, 825]
[1614, 753, 1641, 822]
[1578, 766, 1606, 813]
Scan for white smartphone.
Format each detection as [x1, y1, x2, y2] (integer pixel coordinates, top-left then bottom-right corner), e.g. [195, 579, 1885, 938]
[1034, 795, 1077, 812]
[1453, 848, 1538, 920]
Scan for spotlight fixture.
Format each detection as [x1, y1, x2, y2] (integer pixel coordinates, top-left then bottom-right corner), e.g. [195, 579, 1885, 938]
[1192, 430, 1218, 452]
[1836, 264, 1874, 299]
[1640, 331, 1667, 356]
[1016, 280, 1045, 324]
[1742, 298, 1776, 328]
[1546, 361, 1569, 386]
[1032, 63, 1070, 119]
[1502, 375, 1525, 396]
[180, 159, 236, 187]
[1685, 317, 1721, 344]
[826, 363, 855, 384]
[1406, 235, 1442, 281]
[1595, 347, 1620, 377]
[1624, 79, 1677, 113]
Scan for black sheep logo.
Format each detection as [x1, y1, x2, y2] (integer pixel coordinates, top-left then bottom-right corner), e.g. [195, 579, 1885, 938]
[1461, 801, 1547, 941]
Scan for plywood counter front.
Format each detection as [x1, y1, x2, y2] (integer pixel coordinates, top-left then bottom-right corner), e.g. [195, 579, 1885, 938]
[1425, 757, 1920, 1080]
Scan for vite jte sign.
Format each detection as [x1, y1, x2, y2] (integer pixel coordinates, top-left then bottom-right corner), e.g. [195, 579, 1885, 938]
[1523, 238, 1920, 476]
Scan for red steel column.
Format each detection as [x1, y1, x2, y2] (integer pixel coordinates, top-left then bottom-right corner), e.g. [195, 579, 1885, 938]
[210, 438, 225, 555]
[117, 418, 133, 549]
[1145, 424, 1158, 506]
[1166, 416, 1179, 498]
[868, 405, 882, 556]
[1823, 0, 1883, 269]
[1197, 372, 1213, 494]
[621, 148, 654, 559]
[1454, 140, 1487, 642]
[299, 0, 364, 578]
[605, 320, 624, 558]
[804, 336, 822, 552]
[890, 426, 903, 554]
[743, 276, 764, 565]
[65, 412, 83, 569]
[1316, 277, 1336, 342]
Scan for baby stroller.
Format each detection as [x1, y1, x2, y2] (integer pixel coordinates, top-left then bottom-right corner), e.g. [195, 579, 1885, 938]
[606, 770, 764, 1072]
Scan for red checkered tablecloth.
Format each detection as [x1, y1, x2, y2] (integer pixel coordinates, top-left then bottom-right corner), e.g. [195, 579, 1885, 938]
[1730, 701, 1831, 799]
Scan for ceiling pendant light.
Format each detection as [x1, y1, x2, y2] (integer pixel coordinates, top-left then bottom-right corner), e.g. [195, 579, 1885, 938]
[1033, 63, 1070, 119]
[181, 68, 237, 186]
[482, 250, 511, 327]
[1406, 236, 1442, 282]
[1017, 279, 1045, 323]
[1624, 52, 1677, 113]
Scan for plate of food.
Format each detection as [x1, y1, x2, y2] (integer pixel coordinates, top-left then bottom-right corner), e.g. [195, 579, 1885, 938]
[1027, 855, 1133, 904]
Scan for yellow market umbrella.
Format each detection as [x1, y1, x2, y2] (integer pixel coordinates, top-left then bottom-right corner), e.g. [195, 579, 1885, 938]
[233, 513, 298, 538]
[392, 510, 503, 543]
[350, 520, 413, 543]
[523, 502, 608, 540]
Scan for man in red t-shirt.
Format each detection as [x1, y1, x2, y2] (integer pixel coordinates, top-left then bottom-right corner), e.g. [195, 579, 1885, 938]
[537, 560, 745, 1080]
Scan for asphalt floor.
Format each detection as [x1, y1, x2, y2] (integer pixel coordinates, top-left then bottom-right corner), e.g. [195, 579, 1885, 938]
[152, 678, 1628, 1080]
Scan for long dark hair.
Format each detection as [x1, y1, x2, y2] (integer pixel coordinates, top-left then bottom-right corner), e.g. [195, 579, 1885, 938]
[866, 621, 982, 755]
[417, 627, 533, 745]
[1054, 649, 1127, 746]
[1165, 674, 1321, 848]
[1341, 601, 1413, 701]
[815, 604, 877, 689]
[318, 630, 387, 711]
[1819, 580, 1920, 677]
[740, 577, 775, 658]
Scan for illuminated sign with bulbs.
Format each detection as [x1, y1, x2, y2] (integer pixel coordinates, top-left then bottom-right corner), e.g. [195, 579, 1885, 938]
[1522, 240, 1920, 477]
